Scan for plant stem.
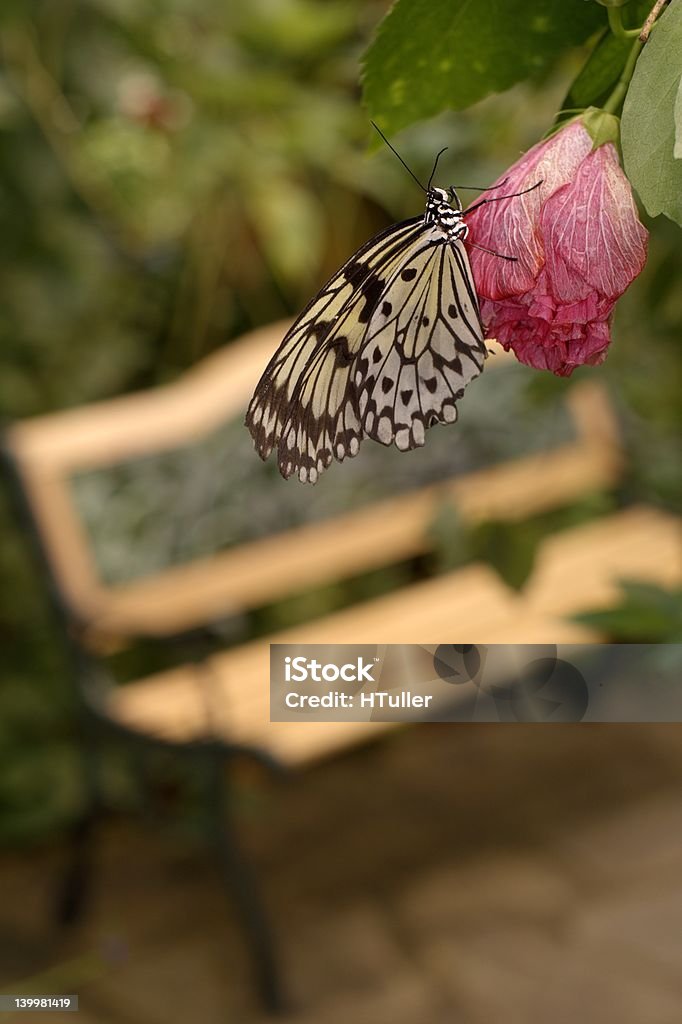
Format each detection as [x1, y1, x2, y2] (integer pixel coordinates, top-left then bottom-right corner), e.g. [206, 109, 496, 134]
[602, 36, 644, 114]
[639, 0, 670, 41]
[602, 0, 670, 114]
[607, 6, 641, 39]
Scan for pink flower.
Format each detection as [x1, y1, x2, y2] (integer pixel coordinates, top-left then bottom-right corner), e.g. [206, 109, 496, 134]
[465, 119, 648, 376]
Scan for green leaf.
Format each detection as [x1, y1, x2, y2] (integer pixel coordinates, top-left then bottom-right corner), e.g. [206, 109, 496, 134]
[362, 0, 605, 136]
[621, 0, 682, 226]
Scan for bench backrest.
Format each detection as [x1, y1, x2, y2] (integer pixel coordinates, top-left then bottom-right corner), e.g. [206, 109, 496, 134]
[3, 322, 622, 647]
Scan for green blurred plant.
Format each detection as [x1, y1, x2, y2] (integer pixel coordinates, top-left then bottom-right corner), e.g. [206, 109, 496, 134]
[575, 581, 682, 641]
[0, 0, 388, 415]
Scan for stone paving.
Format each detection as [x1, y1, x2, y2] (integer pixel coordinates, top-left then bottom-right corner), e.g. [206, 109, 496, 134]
[1, 724, 681, 1023]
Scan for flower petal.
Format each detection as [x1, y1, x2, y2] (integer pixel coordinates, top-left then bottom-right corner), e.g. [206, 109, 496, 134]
[481, 279, 614, 377]
[466, 121, 593, 299]
[542, 143, 648, 303]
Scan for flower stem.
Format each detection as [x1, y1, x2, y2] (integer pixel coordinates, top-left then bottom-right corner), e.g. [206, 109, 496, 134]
[607, 6, 642, 39]
[602, 36, 644, 114]
[602, 0, 669, 115]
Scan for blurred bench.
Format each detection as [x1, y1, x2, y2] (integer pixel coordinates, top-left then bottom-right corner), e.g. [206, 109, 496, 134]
[4, 321, 680, 1011]
[106, 505, 681, 763]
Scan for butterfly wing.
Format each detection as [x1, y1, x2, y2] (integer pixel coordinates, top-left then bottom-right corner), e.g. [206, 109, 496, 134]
[357, 236, 487, 451]
[245, 216, 424, 483]
[246, 216, 487, 483]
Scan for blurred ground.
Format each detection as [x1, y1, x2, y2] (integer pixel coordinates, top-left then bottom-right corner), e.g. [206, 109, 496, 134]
[2, 723, 682, 1023]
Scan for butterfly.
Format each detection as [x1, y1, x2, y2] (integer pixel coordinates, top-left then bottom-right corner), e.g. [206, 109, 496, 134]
[246, 129, 533, 484]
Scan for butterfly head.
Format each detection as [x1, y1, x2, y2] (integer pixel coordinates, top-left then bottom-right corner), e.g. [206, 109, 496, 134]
[425, 186, 468, 240]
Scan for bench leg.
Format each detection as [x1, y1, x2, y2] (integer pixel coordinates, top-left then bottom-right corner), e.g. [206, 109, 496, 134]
[55, 807, 98, 925]
[55, 727, 101, 926]
[205, 753, 287, 1014]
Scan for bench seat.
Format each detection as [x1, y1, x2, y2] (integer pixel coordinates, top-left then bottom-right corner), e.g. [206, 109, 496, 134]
[106, 506, 681, 766]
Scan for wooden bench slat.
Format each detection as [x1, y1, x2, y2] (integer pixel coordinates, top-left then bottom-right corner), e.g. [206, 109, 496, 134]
[524, 505, 681, 617]
[6, 325, 287, 469]
[106, 507, 681, 764]
[106, 563, 519, 749]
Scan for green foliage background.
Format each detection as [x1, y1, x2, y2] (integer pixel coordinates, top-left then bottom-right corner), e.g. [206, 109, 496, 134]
[0, 0, 680, 843]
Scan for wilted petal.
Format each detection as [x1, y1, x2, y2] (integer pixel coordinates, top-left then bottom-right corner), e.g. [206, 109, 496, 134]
[481, 266, 614, 377]
[542, 143, 648, 303]
[554, 292, 611, 324]
[466, 121, 593, 299]
[512, 317, 611, 376]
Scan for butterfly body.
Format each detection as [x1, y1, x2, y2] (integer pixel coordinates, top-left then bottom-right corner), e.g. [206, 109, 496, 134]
[246, 185, 486, 483]
[424, 186, 468, 238]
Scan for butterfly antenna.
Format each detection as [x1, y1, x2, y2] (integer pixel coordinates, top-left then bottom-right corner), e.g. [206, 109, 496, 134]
[451, 177, 510, 191]
[467, 240, 517, 262]
[465, 179, 543, 216]
[427, 147, 448, 190]
[371, 121, 427, 193]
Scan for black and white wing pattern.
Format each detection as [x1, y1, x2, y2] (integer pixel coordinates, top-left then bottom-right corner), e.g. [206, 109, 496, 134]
[245, 217, 423, 483]
[357, 238, 486, 451]
[245, 186, 486, 483]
